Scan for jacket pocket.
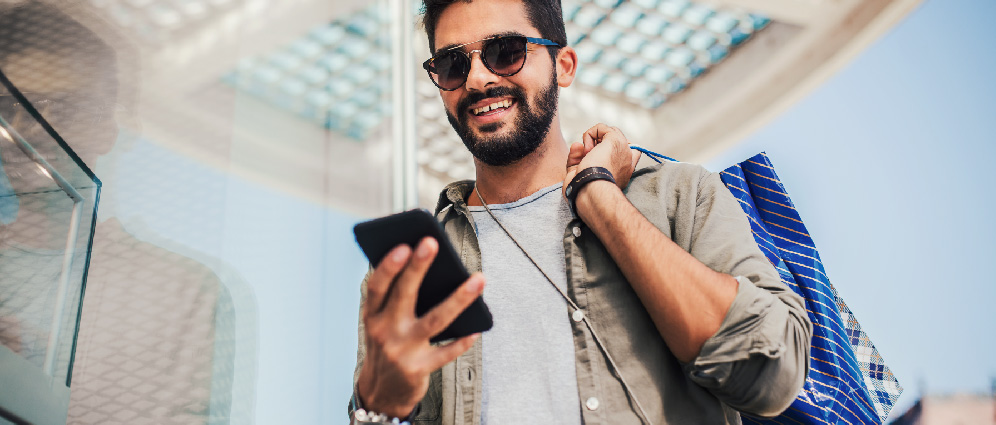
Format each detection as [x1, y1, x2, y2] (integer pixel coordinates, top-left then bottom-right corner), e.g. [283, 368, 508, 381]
[413, 369, 442, 423]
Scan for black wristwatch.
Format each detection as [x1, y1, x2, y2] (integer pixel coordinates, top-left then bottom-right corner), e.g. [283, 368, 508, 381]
[565, 166, 615, 217]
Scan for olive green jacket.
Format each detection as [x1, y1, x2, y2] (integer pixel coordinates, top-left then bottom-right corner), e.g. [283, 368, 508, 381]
[352, 162, 812, 424]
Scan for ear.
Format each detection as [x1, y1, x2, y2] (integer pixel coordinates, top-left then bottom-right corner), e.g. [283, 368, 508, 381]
[555, 46, 578, 88]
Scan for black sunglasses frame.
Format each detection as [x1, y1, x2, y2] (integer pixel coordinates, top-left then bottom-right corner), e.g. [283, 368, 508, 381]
[422, 35, 562, 91]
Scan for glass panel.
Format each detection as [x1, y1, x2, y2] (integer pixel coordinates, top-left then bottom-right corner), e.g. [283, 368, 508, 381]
[0, 73, 101, 387]
[223, 3, 399, 422]
[1, 1, 403, 423]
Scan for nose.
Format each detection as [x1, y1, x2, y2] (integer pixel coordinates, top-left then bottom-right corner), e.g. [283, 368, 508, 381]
[463, 50, 500, 92]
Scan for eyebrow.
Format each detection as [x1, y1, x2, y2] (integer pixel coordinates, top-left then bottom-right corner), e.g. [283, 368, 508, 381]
[435, 30, 526, 54]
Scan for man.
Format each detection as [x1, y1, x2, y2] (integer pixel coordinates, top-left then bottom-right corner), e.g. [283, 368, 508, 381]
[350, 0, 813, 423]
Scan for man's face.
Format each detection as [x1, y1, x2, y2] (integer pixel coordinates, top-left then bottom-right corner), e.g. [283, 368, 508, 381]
[433, 0, 559, 167]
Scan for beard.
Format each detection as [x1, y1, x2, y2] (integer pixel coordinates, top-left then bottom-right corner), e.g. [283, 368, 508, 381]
[445, 75, 559, 167]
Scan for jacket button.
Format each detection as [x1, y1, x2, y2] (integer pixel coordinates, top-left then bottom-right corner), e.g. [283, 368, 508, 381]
[572, 226, 581, 237]
[585, 397, 599, 411]
[572, 310, 584, 322]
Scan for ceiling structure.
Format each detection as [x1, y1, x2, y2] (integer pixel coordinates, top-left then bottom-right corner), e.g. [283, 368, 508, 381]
[413, 0, 924, 207]
[11, 0, 922, 214]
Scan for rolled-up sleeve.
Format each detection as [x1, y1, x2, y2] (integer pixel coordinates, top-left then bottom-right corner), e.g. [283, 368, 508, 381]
[681, 170, 813, 418]
[686, 276, 812, 417]
[347, 270, 373, 420]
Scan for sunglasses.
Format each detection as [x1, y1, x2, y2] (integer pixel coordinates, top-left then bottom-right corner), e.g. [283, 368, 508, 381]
[423, 35, 562, 91]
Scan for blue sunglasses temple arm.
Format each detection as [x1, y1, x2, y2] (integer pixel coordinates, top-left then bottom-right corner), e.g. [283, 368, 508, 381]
[525, 37, 562, 47]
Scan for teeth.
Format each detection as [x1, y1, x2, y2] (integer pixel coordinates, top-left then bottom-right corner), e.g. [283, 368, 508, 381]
[473, 99, 512, 115]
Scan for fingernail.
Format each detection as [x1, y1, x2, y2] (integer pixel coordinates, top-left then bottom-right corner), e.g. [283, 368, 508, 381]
[416, 239, 433, 259]
[465, 276, 484, 293]
[392, 246, 409, 262]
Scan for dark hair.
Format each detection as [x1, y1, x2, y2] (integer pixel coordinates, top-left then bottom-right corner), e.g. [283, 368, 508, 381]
[421, 0, 567, 53]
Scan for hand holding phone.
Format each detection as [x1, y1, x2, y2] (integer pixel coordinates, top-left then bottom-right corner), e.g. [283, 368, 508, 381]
[353, 210, 492, 418]
[354, 209, 493, 342]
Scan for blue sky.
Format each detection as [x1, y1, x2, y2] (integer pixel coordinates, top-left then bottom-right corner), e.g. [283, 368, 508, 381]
[707, 0, 996, 417]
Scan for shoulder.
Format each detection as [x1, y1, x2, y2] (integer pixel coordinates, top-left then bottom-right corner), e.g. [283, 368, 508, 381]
[624, 162, 736, 232]
[626, 161, 715, 199]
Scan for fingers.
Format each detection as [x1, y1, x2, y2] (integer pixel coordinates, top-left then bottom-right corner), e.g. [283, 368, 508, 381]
[412, 273, 485, 339]
[565, 166, 579, 185]
[582, 130, 596, 154]
[567, 142, 584, 168]
[583, 122, 610, 140]
[576, 124, 633, 189]
[563, 165, 579, 199]
[386, 237, 438, 315]
[583, 123, 629, 149]
[365, 244, 412, 318]
[582, 123, 608, 152]
[427, 333, 480, 371]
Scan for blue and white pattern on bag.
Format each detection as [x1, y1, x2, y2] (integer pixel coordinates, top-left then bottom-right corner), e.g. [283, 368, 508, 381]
[634, 147, 902, 424]
[719, 152, 901, 424]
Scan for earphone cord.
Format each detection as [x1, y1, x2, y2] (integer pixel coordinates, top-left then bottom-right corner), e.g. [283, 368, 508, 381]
[474, 187, 653, 425]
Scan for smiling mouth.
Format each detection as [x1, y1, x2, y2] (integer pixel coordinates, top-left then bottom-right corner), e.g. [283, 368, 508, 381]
[471, 99, 514, 116]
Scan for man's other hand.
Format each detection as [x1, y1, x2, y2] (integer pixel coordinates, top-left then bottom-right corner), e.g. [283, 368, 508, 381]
[356, 237, 485, 418]
[564, 123, 641, 199]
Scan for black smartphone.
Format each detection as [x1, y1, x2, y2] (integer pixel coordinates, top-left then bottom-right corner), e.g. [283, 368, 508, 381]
[353, 209, 492, 343]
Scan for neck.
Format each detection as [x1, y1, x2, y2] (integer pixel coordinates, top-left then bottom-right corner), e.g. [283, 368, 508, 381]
[468, 121, 568, 206]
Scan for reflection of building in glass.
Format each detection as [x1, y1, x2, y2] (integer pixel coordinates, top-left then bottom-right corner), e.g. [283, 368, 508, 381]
[0, 3, 254, 424]
[69, 219, 241, 425]
[223, 6, 392, 142]
[86, 0, 244, 45]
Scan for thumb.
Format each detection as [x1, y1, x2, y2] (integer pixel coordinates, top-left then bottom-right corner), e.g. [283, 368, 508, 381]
[630, 148, 641, 170]
[567, 142, 585, 168]
[563, 165, 579, 198]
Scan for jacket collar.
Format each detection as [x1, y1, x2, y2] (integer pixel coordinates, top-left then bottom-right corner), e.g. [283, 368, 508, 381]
[434, 179, 476, 216]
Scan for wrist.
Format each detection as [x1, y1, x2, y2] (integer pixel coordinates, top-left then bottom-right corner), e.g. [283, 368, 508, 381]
[565, 166, 615, 218]
[575, 179, 617, 222]
[355, 381, 417, 419]
[352, 404, 412, 425]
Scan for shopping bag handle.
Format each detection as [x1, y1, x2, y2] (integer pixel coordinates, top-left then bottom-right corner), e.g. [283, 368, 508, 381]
[629, 145, 678, 164]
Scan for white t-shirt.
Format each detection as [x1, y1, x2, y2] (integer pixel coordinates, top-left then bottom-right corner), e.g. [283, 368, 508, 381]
[470, 183, 582, 425]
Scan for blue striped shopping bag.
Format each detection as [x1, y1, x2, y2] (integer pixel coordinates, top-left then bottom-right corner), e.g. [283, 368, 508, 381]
[720, 153, 902, 424]
[633, 148, 903, 424]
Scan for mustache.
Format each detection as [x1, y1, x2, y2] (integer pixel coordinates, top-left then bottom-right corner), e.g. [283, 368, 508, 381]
[456, 86, 525, 115]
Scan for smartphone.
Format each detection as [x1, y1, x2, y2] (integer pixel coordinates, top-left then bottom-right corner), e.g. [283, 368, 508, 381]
[353, 209, 493, 343]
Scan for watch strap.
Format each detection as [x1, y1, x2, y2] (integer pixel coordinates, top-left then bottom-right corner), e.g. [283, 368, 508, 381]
[565, 166, 615, 217]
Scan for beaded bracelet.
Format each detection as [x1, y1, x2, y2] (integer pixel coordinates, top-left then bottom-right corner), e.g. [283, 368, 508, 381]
[350, 391, 417, 425]
[352, 408, 411, 425]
